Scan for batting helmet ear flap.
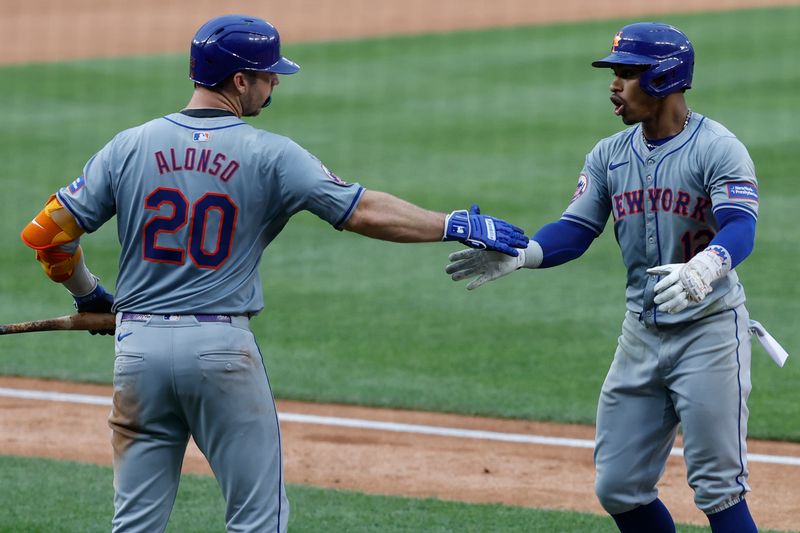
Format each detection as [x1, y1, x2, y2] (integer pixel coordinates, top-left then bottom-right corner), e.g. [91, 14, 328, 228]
[640, 56, 694, 96]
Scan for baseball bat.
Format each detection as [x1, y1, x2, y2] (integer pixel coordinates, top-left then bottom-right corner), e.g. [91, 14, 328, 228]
[0, 312, 115, 335]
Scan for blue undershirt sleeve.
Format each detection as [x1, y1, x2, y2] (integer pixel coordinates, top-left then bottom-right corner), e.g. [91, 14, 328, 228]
[709, 208, 756, 268]
[532, 219, 597, 268]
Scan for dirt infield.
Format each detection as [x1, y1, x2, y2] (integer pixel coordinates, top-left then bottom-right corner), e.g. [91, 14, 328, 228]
[4, 0, 800, 530]
[2, 0, 799, 64]
[1, 376, 799, 530]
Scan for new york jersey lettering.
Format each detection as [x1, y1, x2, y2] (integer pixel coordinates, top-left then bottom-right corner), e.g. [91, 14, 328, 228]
[613, 187, 711, 222]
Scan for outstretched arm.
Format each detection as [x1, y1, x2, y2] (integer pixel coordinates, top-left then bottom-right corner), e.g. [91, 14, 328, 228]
[530, 219, 597, 268]
[343, 190, 529, 256]
[343, 190, 445, 242]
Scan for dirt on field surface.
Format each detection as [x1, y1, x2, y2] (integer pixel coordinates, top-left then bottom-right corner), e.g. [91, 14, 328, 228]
[4, 0, 800, 530]
[1, 376, 799, 530]
[1, 0, 799, 64]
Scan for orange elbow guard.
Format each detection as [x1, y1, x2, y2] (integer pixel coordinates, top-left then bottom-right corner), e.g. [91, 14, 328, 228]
[35, 246, 84, 283]
[21, 195, 84, 250]
[22, 195, 86, 282]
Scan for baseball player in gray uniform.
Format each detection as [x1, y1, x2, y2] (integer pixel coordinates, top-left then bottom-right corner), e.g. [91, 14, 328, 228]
[20, 14, 528, 533]
[446, 23, 760, 532]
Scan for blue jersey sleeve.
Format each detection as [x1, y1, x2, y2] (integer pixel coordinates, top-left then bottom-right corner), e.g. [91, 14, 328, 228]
[533, 218, 597, 268]
[710, 208, 756, 268]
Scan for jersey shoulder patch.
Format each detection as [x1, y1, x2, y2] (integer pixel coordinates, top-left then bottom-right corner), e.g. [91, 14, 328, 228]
[570, 173, 589, 204]
[726, 182, 758, 203]
[320, 163, 350, 187]
[67, 175, 86, 194]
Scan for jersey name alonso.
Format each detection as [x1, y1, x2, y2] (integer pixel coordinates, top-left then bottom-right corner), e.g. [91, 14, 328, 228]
[57, 112, 364, 314]
[563, 113, 758, 326]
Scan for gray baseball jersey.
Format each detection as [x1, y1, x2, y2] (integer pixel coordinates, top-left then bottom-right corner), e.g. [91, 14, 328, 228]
[563, 112, 760, 515]
[562, 112, 758, 325]
[56, 109, 364, 533]
[57, 111, 364, 314]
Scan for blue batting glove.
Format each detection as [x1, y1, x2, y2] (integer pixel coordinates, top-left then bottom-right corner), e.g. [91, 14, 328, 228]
[73, 283, 115, 335]
[444, 204, 528, 257]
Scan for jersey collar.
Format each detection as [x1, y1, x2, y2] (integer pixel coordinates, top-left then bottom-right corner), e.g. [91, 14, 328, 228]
[180, 108, 237, 118]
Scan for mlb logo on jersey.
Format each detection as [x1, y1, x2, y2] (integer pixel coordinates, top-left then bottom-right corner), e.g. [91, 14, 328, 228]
[727, 183, 758, 202]
[68, 175, 86, 194]
[193, 131, 211, 142]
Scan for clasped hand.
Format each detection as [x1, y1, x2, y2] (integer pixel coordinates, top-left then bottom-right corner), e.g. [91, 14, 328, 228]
[444, 204, 528, 257]
[445, 248, 526, 290]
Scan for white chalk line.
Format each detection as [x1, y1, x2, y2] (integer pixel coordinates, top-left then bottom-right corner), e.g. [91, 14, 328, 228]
[2, 386, 799, 467]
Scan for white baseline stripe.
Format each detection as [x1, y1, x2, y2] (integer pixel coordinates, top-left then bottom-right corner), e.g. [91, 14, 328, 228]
[280, 412, 596, 449]
[0, 386, 111, 406]
[2, 387, 799, 467]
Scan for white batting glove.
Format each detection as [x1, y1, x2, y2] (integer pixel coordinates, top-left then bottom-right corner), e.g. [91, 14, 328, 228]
[446, 241, 543, 290]
[646, 264, 691, 313]
[647, 246, 731, 314]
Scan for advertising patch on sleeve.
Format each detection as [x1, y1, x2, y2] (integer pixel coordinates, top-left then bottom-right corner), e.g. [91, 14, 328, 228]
[726, 182, 759, 203]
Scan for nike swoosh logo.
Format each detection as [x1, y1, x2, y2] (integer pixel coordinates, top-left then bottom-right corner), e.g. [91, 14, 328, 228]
[31, 219, 45, 229]
[117, 332, 133, 342]
[609, 161, 630, 170]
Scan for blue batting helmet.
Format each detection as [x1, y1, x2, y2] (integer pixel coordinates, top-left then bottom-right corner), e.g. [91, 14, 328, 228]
[190, 14, 300, 87]
[592, 22, 694, 98]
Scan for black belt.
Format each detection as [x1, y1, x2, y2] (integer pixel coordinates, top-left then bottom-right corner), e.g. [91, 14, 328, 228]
[120, 312, 232, 323]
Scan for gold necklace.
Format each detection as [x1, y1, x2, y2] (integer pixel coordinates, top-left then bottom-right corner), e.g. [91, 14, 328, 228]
[643, 108, 692, 150]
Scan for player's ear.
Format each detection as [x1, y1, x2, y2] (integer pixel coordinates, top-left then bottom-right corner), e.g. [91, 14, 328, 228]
[231, 72, 248, 94]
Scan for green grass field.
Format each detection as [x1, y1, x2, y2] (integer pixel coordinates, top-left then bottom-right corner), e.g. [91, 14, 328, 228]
[2, 6, 799, 531]
[2, 456, 784, 533]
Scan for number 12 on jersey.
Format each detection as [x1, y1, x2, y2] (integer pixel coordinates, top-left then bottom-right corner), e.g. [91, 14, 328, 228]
[143, 187, 238, 269]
